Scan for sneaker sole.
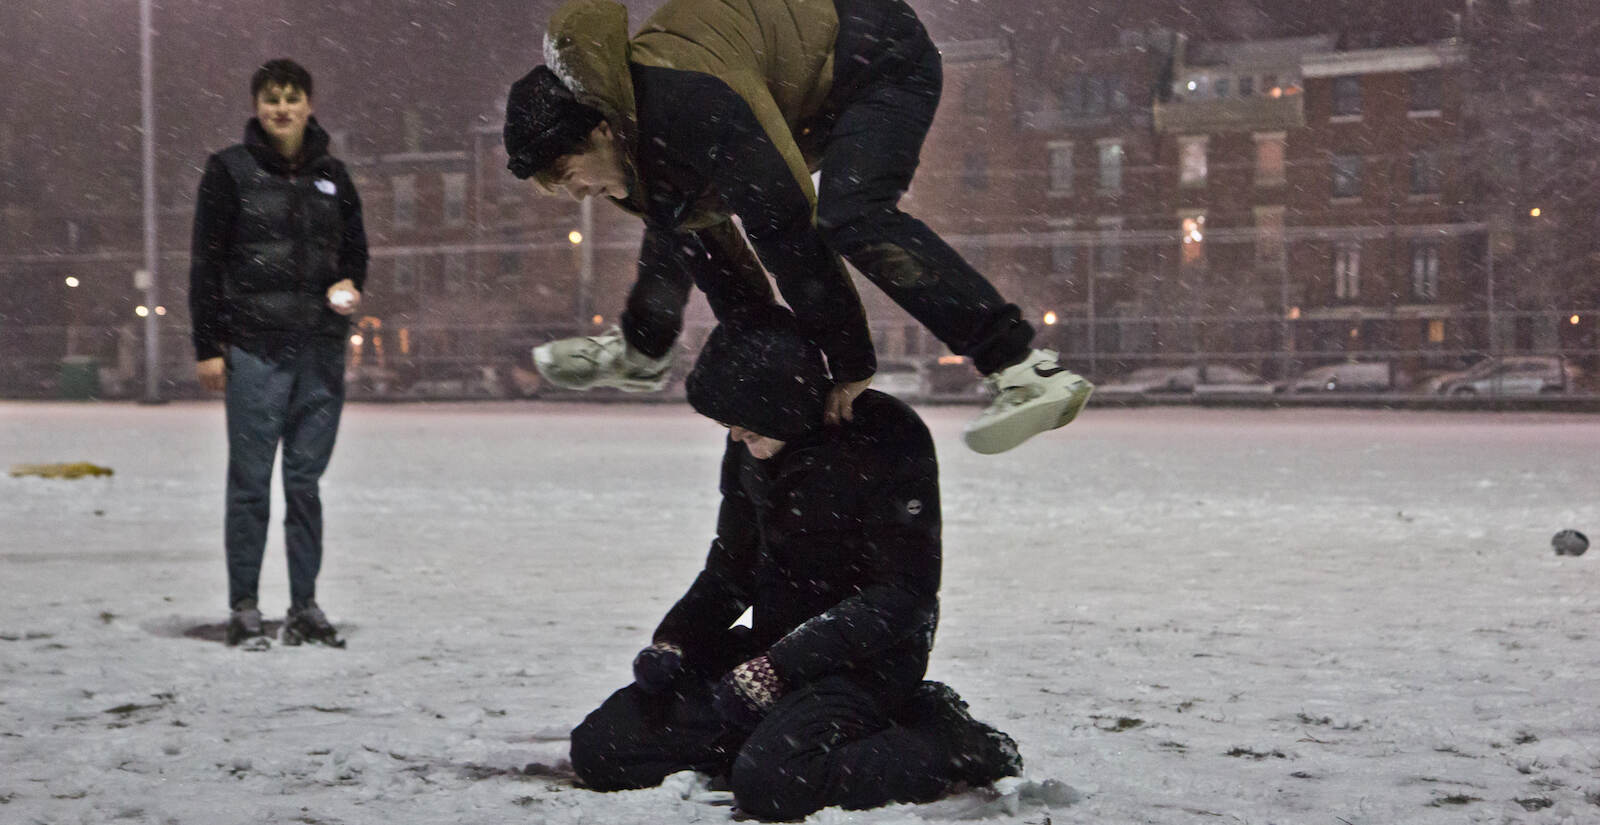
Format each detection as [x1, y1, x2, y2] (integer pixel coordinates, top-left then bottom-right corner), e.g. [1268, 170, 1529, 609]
[531, 343, 668, 393]
[962, 382, 1093, 455]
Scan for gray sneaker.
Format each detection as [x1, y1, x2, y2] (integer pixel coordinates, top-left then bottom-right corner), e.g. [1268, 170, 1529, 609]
[282, 601, 345, 648]
[226, 599, 270, 650]
[531, 327, 672, 392]
[962, 349, 1093, 455]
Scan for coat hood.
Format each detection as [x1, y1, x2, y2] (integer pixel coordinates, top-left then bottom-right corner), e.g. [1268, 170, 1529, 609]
[542, 0, 640, 167]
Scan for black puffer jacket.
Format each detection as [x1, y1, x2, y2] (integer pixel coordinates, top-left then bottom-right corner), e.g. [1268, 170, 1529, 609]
[188, 117, 368, 360]
[654, 390, 941, 701]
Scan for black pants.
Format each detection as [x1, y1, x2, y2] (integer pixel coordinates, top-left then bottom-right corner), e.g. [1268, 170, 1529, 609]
[620, 9, 1033, 376]
[223, 338, 346, 609]
[571, 674, 957, 822]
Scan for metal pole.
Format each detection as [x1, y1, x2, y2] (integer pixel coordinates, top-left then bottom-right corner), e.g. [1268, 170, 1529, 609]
[578, 196, 594, 323]
[1486, 232, 1495, 357]
[1086, 243, 1097, 377]
[139, 0, 162, 403]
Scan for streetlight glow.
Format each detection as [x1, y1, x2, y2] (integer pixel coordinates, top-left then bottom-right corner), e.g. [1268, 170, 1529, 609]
[1530, 207, 1542, 217]
[351, 334, 365, 346]
[569, 230, 584, 245]
[1043, 311, 1058, 326]
[1571, 314, 1581, 325]
[591, 314, 604, 325]
[135, 306, 150, 317]
[154, 306, 167, 316]
[65, 276, 80, 288]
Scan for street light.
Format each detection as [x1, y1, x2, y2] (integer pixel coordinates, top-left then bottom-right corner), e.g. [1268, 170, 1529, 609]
[65, 276, 80, 288]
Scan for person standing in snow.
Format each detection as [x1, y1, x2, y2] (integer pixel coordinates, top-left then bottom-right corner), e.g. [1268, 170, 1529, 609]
[188, 58, 366, 649]
[568, 305, 1022, 820]
[502, 0, 1093, 455]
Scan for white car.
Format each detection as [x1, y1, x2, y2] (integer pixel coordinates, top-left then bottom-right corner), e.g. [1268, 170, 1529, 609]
[871, 360, 931, 401]
[1097, 364, 1273, 396]
[1431, 356, 1576, 396]
[1285, 361, 1401, 393]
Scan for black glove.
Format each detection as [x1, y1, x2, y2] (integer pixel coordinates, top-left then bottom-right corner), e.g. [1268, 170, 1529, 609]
[713, 655, 786, 729]
[632, 641, 685, 694]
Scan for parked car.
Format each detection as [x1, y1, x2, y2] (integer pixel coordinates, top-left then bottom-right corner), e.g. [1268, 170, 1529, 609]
[871, 359, 932, 401]
[1097, 364, 1274, 396]
[403, 365, 508, 399]
[1426, 355, 1579, 396]
[1284, 361, 1406, 393]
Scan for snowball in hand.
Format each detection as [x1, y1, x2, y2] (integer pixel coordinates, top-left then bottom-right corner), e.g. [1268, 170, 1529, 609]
[330, 289, 356, 311]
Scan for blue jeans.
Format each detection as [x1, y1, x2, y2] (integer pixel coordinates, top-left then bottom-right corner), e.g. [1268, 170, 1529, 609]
[223, 339, 346, 609]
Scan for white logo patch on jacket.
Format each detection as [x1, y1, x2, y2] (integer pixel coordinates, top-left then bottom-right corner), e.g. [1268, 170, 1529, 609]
[315, 179, 337, 196]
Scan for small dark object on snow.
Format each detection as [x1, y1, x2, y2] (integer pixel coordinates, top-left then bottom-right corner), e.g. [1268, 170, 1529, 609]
[1552, 529, 1589, 557]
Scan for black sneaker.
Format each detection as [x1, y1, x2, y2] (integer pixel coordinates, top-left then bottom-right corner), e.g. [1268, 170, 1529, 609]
[226, 599, 271, 650]
[906, 681, 1023, 787]
[282, 601, 345, 648]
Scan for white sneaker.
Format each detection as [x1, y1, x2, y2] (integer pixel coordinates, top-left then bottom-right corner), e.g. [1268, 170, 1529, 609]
[531, 327, 672, 392]
[962, 349, 1093, 454]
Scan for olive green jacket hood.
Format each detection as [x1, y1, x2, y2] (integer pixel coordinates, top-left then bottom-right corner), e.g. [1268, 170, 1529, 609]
[542, 0, 840, 225]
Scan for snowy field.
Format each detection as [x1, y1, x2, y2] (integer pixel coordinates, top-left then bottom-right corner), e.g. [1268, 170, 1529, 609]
[2, 400, 1597, 825]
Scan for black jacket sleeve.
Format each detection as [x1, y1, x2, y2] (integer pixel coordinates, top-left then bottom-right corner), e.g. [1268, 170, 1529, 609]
[765, 412, 942, 682]
[332, 162, 369, 291]
[707, 100, 876, 383]
[188, 154, 237, 361]
[652, 441, 760, 660]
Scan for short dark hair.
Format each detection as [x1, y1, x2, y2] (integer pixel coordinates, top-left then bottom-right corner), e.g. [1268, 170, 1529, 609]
[251, 59, 313, 99]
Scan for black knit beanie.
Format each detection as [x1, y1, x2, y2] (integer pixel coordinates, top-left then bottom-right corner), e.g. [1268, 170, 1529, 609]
[503, 65, 606, 180]
[686, 306, 832, 443]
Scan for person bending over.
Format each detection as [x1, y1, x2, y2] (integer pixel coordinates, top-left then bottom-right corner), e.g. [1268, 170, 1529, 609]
[503, 0, 1092, 454]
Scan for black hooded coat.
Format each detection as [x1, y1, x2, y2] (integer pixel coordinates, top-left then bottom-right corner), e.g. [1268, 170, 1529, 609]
[654, 388, 942, 703]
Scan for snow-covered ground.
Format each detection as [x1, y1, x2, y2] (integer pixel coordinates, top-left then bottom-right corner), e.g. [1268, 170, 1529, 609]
[2, 401, 1597, 825]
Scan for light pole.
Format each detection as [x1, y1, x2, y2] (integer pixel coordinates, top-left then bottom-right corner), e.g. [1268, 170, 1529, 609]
[576, 196, 594, 324]
[139, 0, 162, 403]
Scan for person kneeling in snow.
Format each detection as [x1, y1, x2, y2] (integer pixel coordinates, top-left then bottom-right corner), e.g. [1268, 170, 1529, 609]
[569, 305, 1021, 821]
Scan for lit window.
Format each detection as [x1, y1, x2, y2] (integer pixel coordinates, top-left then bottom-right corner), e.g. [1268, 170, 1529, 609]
[1254, 132, 1287, 186]
[1097, 141, 1123, 193]
[1255, 207, 1286, 269]
[1411, 242, 1440, 300]
[1179, 136, 1208, 187]
[1334, 243, 1361, 299]
[1180, 214, 1205, 265]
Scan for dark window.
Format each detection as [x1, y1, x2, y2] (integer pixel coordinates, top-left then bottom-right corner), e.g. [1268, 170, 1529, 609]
[1238, 75, 1255, 97]
[1409, 70, 1442, 111]
[1059, 75, 1083, 114]
[1332, 76, 1362, 117]
[1410, 148, 1441, 194]
[1084, 75, 1108, 115]
[1331, 153, 1363, 198]
[1108, 74, 1129, 110]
